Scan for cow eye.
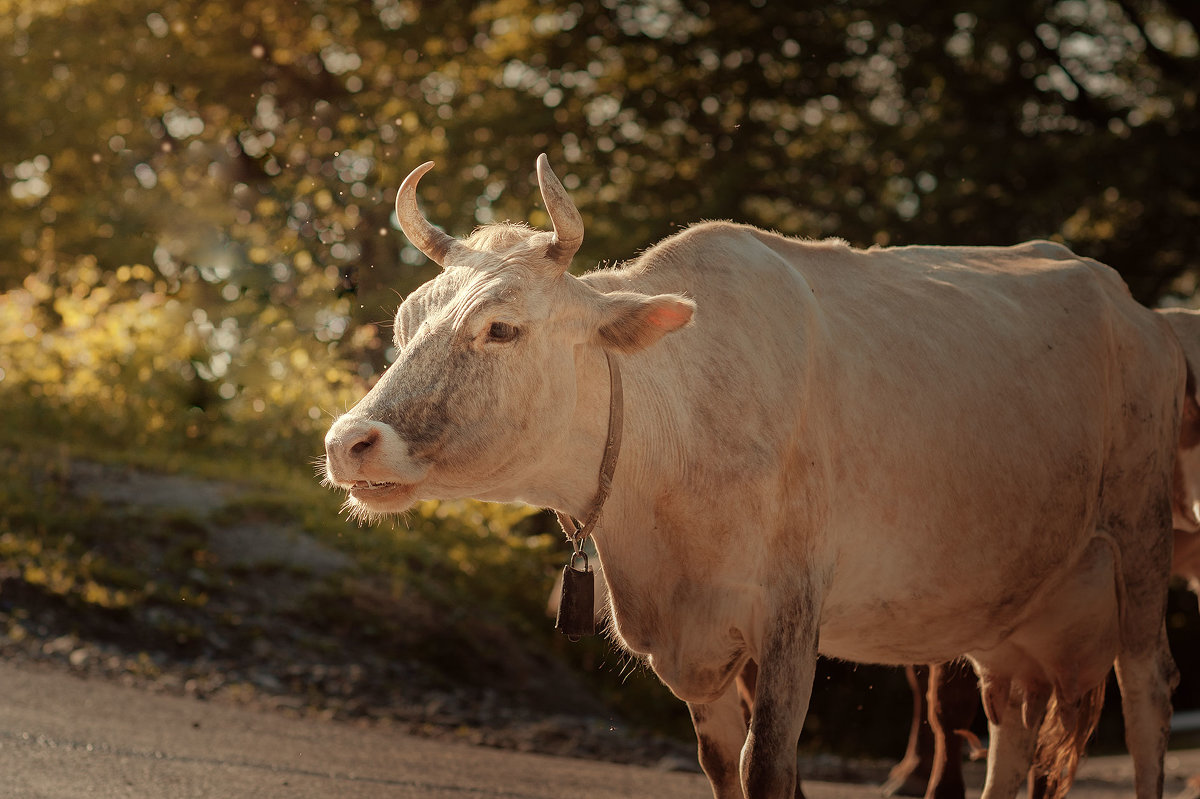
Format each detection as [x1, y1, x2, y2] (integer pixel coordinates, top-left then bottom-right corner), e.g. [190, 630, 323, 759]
[487, 321, 519, 343]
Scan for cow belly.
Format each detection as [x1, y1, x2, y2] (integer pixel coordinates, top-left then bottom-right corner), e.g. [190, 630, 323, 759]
[969, 535, 1122, 700]
[816, 534, 1121, 673]
[817, 603, 997, 666]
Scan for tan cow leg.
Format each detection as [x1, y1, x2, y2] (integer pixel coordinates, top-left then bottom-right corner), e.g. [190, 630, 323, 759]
[1114, 626, 1178, 799]
[923, 661, 978, 799]
[978, 684, 1039, 799]
[689, 680, 750, 799]
[688, 659, 807, 799]
[882, 665, 935, 797]
[884, 661, 980, 799]
[740, 606, 819, 798]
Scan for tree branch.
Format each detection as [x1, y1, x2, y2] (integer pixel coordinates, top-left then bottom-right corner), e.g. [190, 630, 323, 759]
[1111, 0, 1192, 82]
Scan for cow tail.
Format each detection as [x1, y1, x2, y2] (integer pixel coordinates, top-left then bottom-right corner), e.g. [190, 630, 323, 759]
[1031, 681, 1106, 799]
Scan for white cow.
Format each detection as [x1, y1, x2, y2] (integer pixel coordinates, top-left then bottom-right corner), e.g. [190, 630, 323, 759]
[324, 156, 1185, 799]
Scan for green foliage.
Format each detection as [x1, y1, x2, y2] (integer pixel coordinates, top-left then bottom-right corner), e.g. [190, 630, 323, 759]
[0, 255, 366, 464]
[3, 0, 1198, 464]
[0, 446, 212, 625]
[0, 432, 559, 639]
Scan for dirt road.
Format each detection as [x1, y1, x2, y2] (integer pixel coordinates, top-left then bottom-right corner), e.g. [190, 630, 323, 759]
[0, 658, 708, 799]
[2, 657, 1199, 798]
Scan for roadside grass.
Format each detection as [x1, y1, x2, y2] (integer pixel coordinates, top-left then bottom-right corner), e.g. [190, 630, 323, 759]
[0, 420, 698, 752]
[0, 422, 551, 618]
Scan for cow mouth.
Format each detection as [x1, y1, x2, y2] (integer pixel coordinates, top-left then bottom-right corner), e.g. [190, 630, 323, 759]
[350, 480, 399, 490]
[346, 480, 415, 506]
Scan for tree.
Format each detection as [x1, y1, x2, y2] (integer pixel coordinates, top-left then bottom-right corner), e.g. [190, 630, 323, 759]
[1, 0, 1197, 457]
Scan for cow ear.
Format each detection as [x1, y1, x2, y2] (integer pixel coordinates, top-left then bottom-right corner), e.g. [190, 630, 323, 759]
[594, 291, 695, 353]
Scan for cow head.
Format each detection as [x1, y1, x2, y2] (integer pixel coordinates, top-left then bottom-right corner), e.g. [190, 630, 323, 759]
[323, 156, 694, 518]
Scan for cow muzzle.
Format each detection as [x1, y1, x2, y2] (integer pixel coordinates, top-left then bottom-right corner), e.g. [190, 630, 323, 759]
[323, 415, 428, 510]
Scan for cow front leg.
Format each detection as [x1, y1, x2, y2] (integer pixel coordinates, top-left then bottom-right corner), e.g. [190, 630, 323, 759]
[740, 609, 819, 798]
[689, 675, 751, 799]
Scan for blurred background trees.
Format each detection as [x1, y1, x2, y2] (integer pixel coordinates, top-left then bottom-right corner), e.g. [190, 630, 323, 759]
[2, 0, 1200, 458]
[1, 0, 1199, 756]
[2, 0, 1197, 461]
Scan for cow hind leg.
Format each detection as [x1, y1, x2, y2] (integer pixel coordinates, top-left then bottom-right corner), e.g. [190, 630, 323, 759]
[924, 660, 979, 799]
[883, 661, 978, 799]
[1108, 465, 1178, 799]
[882, 665, 935, 798]
[1114, 625, 1178, 799]
[978, 677, 1042, 799]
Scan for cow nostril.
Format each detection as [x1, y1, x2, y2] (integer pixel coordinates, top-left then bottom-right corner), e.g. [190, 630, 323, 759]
[349, 428, 381, 457]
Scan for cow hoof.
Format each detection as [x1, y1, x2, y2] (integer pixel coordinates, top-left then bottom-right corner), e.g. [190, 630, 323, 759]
[881, 763, 929, 798]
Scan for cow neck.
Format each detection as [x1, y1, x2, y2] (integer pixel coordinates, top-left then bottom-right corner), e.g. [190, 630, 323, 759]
[554, 349, 623, 554]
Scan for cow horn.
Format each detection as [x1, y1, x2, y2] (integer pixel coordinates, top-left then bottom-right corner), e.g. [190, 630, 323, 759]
[536, 154, 584, 272]
[395, 161, 457, 267]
